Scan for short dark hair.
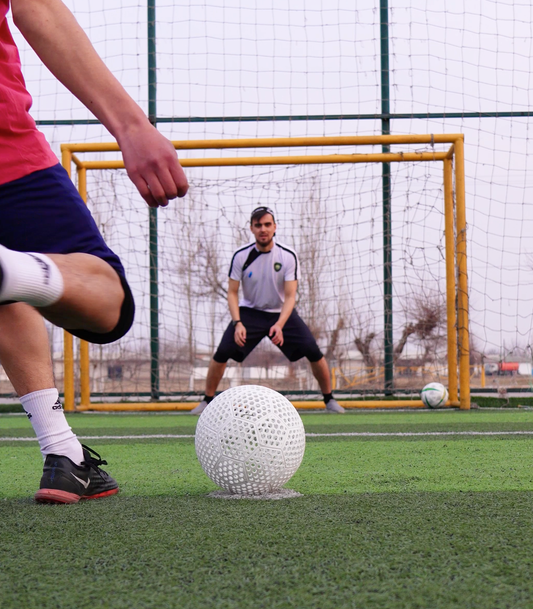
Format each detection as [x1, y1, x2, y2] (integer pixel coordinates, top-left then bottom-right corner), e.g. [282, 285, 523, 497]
[250, 206, 275, 224]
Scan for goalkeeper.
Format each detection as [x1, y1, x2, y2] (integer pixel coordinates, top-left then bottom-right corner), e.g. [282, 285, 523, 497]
[0, 0, 188, 503]
[192, 206, 345, 414]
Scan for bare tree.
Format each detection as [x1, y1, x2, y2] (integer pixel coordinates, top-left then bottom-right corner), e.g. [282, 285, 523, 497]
[192, 201, 253, 351]
[160, 339, 197, 381]
[393, 323, 416, 362]
[395, 293, 447, 363]
[352, 311, 379, 381]
[469, 334, 485, 365]
[291, 174, 329, 342]
[195, 237, 228, 302]
[351, 292, 447, 384]
[324, 316, 346, 361]
[163, 189, 203, 365]
[354, 332, 378, 371]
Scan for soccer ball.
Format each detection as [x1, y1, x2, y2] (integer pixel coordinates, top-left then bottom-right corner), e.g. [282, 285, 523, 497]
[420, 382, 449, 408]
[195, 385, 306, 495]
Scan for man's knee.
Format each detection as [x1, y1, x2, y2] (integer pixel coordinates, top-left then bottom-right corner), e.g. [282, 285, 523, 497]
[64, 276, 134, 345]
[213, 350, 243, 364]
[213, 352, 229, 364]
[304, 342, 324, 363]
[307, 351, 324, 364]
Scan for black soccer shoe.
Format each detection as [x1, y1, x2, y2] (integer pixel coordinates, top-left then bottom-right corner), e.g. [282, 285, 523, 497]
[79, 445, 119, 501]
[35, 445, 119, 504]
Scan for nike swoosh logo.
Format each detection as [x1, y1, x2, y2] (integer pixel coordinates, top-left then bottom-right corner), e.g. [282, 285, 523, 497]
[71, 473, 90, 489]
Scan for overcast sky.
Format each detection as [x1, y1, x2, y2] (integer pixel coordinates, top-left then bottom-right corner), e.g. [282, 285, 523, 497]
[8, 0, 533, 359]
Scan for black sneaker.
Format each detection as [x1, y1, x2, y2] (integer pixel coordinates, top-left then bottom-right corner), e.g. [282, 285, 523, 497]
[35, 445, 119, 504]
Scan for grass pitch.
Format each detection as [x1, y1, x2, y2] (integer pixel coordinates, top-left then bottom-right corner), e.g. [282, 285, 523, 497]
[2, 410, 533, 608]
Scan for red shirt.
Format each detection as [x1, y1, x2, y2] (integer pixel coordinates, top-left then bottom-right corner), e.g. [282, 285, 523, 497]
[0, 0, 58, 185]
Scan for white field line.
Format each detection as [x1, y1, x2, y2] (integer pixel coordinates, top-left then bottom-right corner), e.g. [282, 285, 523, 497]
[0, 434, 195, 441]
[3, 430, 533, 442]
[306, 431, 533, 437]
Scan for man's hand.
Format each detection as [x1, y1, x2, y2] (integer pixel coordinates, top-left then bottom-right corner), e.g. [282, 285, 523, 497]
[118, 123, 188, 208]
[11, 0, 188, 209]
[234, 322, 247, 347]
[269, 323, 284, 346]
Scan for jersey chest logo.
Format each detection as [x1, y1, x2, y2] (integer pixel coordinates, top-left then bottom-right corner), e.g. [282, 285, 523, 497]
[274, 262, 282, 272]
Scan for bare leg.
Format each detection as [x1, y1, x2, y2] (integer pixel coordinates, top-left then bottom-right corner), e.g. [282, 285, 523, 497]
[310, 357, 332, 394]
[0, 248, 124, 334]
[0, 302, 83, 461]
[0, 303, 54, 395]
[310, 357, 345, 413]
[42, 253, 124, 333]
[205, 359, 227, 396]
[191, 359, 227, 414]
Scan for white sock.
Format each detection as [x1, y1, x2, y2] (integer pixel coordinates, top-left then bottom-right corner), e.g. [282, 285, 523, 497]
[20, 389, 84, 465]
[0, 245, 64, 307]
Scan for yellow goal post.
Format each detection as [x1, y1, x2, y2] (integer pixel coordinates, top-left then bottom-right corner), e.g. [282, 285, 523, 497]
[60, 134, 469, 411]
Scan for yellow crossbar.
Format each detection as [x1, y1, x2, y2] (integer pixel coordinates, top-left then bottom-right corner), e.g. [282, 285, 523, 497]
[61, 133, 464, 153]
[61, 134, 469, 412]
[73, 400, 459, 412]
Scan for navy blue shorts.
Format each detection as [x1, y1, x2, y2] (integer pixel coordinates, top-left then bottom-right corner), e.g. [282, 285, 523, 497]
[0, 164, 134, 344]
[213, 306, 323, 363]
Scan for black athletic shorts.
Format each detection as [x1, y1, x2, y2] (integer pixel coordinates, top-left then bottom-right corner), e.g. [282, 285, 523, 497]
[213, 306, 323, 363]
[0, 164, 134, 344]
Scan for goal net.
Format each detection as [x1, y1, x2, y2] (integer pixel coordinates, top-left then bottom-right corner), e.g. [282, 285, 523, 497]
[59, 135, 469, 410]
[2, 2, 532, 406]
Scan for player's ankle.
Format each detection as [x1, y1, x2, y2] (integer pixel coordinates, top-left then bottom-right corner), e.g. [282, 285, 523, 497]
[204, 395, 215, 404]
[20, 388, 84, 465]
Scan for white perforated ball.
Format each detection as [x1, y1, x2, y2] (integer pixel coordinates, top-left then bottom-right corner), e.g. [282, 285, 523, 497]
[421, 382, 449, 408]
[195, 385, 306, 495]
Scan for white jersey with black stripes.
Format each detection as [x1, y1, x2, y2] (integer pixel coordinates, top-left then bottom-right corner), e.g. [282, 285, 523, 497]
[228, 240, 299, 313]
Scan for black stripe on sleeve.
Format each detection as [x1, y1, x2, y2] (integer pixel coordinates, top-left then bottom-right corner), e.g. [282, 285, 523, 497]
[228, 244, 255, 277]
[276, 243, 298, 280]
[242, 248, 264, 273]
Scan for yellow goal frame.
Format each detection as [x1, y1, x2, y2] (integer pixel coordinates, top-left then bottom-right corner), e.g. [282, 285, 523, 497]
[60, 134, 469, 411]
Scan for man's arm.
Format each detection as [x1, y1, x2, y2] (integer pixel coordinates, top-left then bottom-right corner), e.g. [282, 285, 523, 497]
[269, 280, 297, 346]
[11, 0, 188, 207]
[228, 278, 245, 347]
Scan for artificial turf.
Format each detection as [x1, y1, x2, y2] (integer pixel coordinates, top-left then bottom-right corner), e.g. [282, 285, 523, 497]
[2, 411, 533, 608]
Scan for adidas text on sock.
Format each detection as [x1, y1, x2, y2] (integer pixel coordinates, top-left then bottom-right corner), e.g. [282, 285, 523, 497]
[20, 388, 84, 464]
[0, 245, 64, 307]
